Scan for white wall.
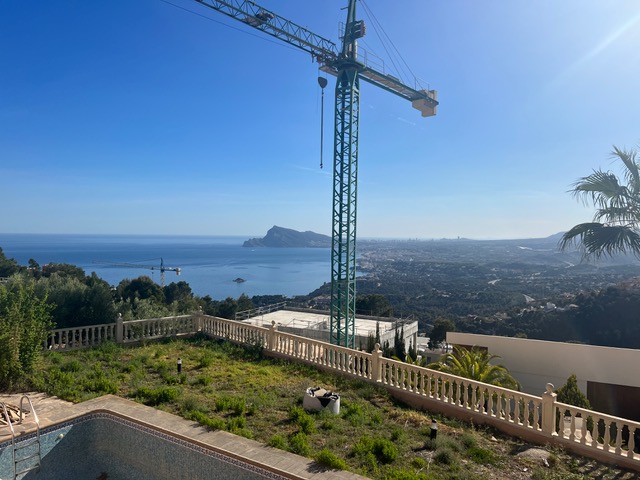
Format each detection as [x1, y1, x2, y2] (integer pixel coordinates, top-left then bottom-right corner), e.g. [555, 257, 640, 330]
[447, 332, 640, 396]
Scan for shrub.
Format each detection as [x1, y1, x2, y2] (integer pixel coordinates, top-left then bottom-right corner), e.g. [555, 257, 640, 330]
[192, 374, 213, 387]
[226, 415, 246, 432]
[289, 432, 311, 456]
[187, 410, 225, 430]
[434, 446, 458, 466]
[315, 448, 348, 470]
[181, 396, 203, 413]
[135, 386, 180, 406]
[61, 360, 82, 373]
[341, 402, 366, 427]
[268, 434, 287, 450]
[371, 437, 398, 464]
[289, 406, 316, 434]
[467, 446, 496, 465]
[0, 282, 54, 389]
[460, 431, 478, 449]
[384, 470, 428, 480]
[198, 352, 214, 369]
[391, 427, 405, 442]
[351, 436, 398, 464]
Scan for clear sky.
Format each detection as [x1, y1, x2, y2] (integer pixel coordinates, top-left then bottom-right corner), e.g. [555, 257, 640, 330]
[2, 1, 640, 239]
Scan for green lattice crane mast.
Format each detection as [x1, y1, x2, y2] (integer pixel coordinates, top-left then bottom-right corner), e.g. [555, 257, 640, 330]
[192, 0, 438, 347]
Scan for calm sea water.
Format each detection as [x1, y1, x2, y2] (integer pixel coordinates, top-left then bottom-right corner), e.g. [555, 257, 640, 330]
[0, 234, 331, 300]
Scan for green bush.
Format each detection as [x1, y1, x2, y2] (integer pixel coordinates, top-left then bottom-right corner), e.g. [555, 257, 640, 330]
[192, 374, 213, 387]
[434, 446, 458, 466]
[289, 432, 311, 456]
[0, 282, 54, 389]
[268, 434, 287, 450]
[61, 360, 82, 373]
[371, 437, 398, 464]
[384, 469, 428, 480]
[198, 352, 214, 369]
[187, 410, 225, 430]
[226, 415, 246, 432]
[315, 448, 348, 470]
[181, 396, 204, 413]
[351, 436, 398, 464]
[390, 427, 405, 442]
[289, 406, 316, 434]
[467, 446, 496, 465]
[341, 402, 366, 427]
[460, 431, 478, 449]
[135, 386, 180, 406]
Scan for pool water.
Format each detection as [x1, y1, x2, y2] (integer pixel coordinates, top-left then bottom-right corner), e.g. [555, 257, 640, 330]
[0, 413, 285, 480]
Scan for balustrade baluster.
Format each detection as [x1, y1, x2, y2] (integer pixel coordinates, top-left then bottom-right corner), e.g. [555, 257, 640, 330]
[569, 410, 576, 442]
[581, 413, 589, 444]
[615, 422, 623, 455]
[627, 427, 636, 458]
[604, 420, 612, 452]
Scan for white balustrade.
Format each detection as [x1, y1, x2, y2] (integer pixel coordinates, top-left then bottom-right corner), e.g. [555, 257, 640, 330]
[43, 312, 640, 471]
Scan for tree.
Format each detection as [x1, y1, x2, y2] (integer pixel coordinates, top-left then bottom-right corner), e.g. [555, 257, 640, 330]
[0, 281, 54, 389]
[556, 374, 591, 410]
[356, 294, 392, 317]
[117, 276, 164, 303]
[0, 247, 21, 277]
[428, 318, 455, 350]
[217, 297, 238, 319]
[559, 145, 640, 259]
[41, 263, 86, 281]
[237, 293, 254, 313]
[427, 346, 520, 390]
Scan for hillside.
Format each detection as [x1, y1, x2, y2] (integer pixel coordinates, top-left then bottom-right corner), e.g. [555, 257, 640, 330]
[243, 226, 331, 248]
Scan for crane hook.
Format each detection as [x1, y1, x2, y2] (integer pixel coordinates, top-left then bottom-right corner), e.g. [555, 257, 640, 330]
[318, 76, 328, 169]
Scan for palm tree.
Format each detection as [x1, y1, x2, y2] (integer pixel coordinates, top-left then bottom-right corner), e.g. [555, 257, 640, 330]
[559, 145, 640, 259]
[427, 345, 520, 390]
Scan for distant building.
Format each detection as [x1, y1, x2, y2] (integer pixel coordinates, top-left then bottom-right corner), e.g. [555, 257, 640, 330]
[448, 332, 640, 421]
[240, 306, 418, 353]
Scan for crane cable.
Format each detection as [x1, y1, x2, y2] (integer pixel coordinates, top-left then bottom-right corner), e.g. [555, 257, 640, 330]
[359, 0, 416, 86]
[318, 76, 328, 169]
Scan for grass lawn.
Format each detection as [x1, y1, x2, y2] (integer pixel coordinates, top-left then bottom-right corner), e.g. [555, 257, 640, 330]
[28, 335, 636, 480]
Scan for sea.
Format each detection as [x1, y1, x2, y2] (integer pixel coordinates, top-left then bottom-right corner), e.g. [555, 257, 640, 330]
[0, 234, 331, 300]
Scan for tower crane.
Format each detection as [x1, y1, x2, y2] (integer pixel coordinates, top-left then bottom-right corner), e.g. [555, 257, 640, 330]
[100, 258, 181, 287]
[191, 0, 438, 348]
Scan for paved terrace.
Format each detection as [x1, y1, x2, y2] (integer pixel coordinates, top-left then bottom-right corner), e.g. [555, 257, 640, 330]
[0, 393, 366, 480]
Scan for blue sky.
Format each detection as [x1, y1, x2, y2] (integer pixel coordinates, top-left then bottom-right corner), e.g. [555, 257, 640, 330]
[2, 1, 640, 239]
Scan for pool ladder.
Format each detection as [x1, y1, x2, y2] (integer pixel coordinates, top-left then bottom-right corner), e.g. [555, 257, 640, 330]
[1, 395, 41, 480]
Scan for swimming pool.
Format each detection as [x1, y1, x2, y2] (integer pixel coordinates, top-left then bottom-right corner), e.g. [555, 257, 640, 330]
[0, 412, 286, 480]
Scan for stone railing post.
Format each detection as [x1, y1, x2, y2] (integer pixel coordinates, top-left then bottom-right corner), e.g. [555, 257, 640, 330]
[267, 320, 277, 351]
[541, 383, 557, 435]
[197, 307, 204, 332]
[115, 313, 123, 344]
[372, 343, 383, 382]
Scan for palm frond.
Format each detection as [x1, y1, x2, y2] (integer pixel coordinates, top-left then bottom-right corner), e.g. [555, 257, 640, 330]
[593, 206, 640, 225]
[559, 222, 640, 259]
[570, 171, 628, 210]
[611, 146, 640, 195]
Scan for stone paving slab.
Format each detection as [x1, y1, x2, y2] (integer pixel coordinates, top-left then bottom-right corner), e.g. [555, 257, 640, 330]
[1, 393, 366, 480]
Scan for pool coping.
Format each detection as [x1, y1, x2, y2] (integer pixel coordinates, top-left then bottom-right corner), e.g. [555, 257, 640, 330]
[1, 394, 366, 480]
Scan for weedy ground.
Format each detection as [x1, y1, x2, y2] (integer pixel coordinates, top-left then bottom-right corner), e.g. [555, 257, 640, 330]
[25, 335, 637, 480]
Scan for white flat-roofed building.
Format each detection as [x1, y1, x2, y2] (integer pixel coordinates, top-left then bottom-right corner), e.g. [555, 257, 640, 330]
[240, 306, 418, 352]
